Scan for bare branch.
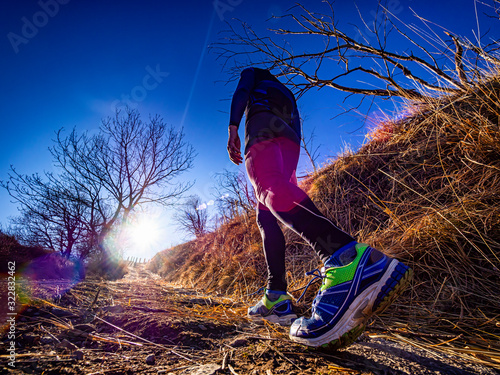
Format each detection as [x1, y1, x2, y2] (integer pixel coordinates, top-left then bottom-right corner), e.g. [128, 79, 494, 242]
[445, 31, 468, 86]
[211, 1, 500, 104]
[174, 195, 209, 238]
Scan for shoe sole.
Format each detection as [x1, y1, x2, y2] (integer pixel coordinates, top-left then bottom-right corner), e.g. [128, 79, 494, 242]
[290, 259, 413, 349]
[249, 313, 297, 326]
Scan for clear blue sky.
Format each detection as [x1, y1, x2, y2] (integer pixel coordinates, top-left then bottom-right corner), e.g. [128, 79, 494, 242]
[1, 0, 498, 259]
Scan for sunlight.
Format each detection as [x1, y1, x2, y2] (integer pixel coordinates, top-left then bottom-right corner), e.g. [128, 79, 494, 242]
[129, 217, 160, 250]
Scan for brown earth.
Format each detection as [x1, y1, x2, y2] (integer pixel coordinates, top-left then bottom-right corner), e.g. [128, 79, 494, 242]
[1, 264, 498, 375]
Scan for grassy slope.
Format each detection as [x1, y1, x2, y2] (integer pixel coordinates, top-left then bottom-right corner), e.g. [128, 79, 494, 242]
[0, 232, 50, 273]
[149, 73, 500, 333]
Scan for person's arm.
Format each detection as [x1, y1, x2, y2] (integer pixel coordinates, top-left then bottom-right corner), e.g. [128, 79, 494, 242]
[229, 68, 254, 128]
[291, 104, 302, 140]
[227, 125, 242, 165]
[227, 68, 254, 165]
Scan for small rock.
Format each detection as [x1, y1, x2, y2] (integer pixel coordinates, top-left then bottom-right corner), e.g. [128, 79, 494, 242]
[58, 339, 78, 350]
[74, 350, 84, 360]
[40, 336, 54, 345]
[229, 337, 248, 348]
[198, 324, 207, 331]
[189, 364, 221, 375]
[146, 354, 155, 365]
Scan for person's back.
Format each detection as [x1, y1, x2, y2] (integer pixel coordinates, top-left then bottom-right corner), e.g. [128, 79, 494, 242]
[244, 68, 296, 124]
[229, 67, 301, 151]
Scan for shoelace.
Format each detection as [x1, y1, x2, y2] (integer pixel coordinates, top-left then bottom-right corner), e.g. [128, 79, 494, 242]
[246, 286, 265, 297]
[247, 267, 330, 302]
[295, 268, 326, 303]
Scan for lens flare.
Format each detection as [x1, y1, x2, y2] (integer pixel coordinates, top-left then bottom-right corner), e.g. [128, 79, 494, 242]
[129, 217, 160, 250]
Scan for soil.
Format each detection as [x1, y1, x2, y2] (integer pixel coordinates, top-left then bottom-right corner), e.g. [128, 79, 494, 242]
[1, 264, 498, 375]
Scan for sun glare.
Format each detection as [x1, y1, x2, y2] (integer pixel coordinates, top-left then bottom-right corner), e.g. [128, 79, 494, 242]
[129, 217, 160, 250]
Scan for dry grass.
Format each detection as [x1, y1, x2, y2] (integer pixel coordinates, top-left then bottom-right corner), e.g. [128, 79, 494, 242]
[149, 71, 500, 369]
[149, 217, 266, 296]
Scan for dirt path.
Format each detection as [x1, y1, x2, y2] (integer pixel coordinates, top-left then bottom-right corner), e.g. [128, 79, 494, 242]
[1, 264, 498, 374]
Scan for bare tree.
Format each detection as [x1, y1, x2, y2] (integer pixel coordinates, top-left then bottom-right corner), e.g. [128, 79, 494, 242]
[2, 108, 195, 259]
[213, 1, 500, 101]
[213, 169, 256, 222]
[4, 169, 94, 258]
[174, 195, 209, 238]
[301, 126, 321, 174]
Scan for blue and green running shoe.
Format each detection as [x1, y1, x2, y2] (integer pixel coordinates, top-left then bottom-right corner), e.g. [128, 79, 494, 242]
[248, 290, 297, 326]
[289, 243, 413, 349]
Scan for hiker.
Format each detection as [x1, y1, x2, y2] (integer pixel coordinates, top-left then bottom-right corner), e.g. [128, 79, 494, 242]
[226, 67, 412, 348]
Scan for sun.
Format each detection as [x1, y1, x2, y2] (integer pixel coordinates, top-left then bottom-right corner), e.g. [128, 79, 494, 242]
[129, 217, 160, 250]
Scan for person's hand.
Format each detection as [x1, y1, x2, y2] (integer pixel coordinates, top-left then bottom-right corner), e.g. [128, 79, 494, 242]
[227, 125, 242, 165]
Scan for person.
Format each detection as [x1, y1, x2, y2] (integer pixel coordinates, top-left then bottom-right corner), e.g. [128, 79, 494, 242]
[226, 67, 412, 349]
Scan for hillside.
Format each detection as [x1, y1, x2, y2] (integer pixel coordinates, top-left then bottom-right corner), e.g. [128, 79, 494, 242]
[0, 233, 51, 273]
[148, 72, 500, 366]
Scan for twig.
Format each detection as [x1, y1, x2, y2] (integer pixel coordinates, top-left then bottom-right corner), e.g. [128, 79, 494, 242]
[0, 353, 72, 359]
[88, 333, 141, 347]
[233, 331, 281, 341]
[158, 365, 191, 373]
[40, 325, 61, 344]
[222, 351, 230, 370]
[89, 287, 101, 310]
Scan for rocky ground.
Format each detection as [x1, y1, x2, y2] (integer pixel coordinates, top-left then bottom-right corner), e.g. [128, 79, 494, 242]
[1, 264, 498, 375]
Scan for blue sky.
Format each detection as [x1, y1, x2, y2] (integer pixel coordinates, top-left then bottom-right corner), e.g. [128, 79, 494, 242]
[1, 0, 498, 259]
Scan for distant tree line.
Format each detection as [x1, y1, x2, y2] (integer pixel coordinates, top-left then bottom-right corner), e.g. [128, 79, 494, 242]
[174, 169, 256, 239]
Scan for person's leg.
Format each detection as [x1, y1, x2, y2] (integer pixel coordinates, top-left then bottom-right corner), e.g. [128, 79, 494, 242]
[248, 201, 296, 325]
[246, 137, 298, 326]
[256, 202, 287, 291]
[246, 133, 355, 264]
[245, 115, 412, 347]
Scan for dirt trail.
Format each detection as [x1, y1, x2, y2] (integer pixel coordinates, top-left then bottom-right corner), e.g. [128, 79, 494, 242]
[1, 264, 497, 374]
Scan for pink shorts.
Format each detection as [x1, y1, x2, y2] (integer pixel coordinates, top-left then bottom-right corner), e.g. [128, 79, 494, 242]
[245, 137, 308, 213]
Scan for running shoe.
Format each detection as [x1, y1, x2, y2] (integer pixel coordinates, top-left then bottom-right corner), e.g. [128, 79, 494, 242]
[289, 243, 412, 349]
[248, 290, 297, 326]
